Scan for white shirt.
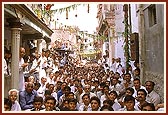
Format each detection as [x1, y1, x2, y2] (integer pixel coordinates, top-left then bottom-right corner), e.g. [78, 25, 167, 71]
[111, 83, 122, 95]
[4, 58, 7, 75]
[146, 90, 161, 106]
[110, 62, 116, 73]
[19, 58, 25, 91]
[37, 83, 46, 98]
[11, 101, 21, 111]
[78, 104, 92, 111]
[132, 85, 146, 98]
[118, 106, 139, 111]
[100, 94, 108, 106]
[112, 101, 122, 111]
[51, 92, 58, 106]
[79, 92, 96, 105]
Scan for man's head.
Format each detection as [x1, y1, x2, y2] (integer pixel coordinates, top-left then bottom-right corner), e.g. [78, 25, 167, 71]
[84, 84, 91, 94]
[145, 81, 155, 93]
[4, 98, 12, 111]
[137, 89, 147, 102]
[25, 82, 34, 94]
[141, 102, 155, 111]
[68, 98, 77, 110]
[82, 94, 90, 106]
[125, 87, 134, 96]
[63, 86, 71, 96]
[133, 78, 141, 90]
[33, 96, 43, 111]
[67, 92, 75, 99]
[8, 89, 19, 103]
[90, 96, 100, 111]
[44, 95, 56, 111]
[103, 85, 109, 95]
[4, 49, 12, 59]
[124, 95, 135, 111]
[124, 73, 131, 82]
[108, 91, 118, 101]
[76, 83, 83, 93]
[48, 84, 55, 92]
[20, 47, 26, 58]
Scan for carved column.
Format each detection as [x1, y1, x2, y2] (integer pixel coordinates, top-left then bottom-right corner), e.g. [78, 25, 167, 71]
[7, 18, 23, 90]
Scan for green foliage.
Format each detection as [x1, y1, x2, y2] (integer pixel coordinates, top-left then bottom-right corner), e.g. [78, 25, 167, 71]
[123, 14, 131, 72]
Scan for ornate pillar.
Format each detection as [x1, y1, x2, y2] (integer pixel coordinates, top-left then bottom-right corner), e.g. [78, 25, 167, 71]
[7, 18, 23, 90]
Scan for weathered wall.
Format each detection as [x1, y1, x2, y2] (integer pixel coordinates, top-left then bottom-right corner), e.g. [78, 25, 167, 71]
[142, 4, 165, 103]
[143, 72, 164, 103]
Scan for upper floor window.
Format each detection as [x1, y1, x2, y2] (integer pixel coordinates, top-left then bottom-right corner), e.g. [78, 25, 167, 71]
[148, 4, 157, 27]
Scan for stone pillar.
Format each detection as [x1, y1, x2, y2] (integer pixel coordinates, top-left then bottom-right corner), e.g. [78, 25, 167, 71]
[37, 39, 42, 53]
[137, 5, 145, 83]
[7, 18, 23, 90]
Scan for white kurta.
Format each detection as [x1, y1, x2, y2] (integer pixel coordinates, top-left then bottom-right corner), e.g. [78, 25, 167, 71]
[19, 58, 25, 91]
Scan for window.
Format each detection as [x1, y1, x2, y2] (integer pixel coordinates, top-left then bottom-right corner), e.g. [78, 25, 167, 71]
[148, 4, 157, 27]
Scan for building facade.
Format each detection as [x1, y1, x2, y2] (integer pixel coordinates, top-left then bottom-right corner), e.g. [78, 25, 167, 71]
[3, 4, 53, 97]
[137, 4, 165, 103]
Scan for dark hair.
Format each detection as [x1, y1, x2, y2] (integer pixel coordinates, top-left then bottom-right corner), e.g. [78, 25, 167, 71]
[77, 83, 83, 88]
[100, 82, 106, 87]
[68, 98, 77, 104]
[63, 86, 71, 91]
[94, 80, 99, 84]
[34, 82, 41, 87]
[68, 92, 74, 96]
[125, 73, 131, 77]
[4, 98, 12, 110]
[124, 95, 135, 104]
[103, 99, 113, 106]
[126, 87, 134, 95]
[5, 49, 11, 54]
[48, 84, 54, 87]
[100, 105, 114, 111]
[44, 95, 56, 105]
[134, 67, 140, 73]
[82, 93, 90, 99]
[90, 96, 100, 107]
[57, 81, 62, 84]
[109, 91, 118, 97]
[133, 78, 140, 82]
[33, 96, 43, 103]
[137, 89, 147, 97]
[44, 90, 51, 96]
[103, 85, 109, 90]
[141, 102, 155, 111]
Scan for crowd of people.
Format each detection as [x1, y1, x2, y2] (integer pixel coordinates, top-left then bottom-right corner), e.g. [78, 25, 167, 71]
[4, 46, 164, 112]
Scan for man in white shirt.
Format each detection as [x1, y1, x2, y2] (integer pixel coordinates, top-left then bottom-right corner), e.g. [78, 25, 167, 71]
[78, 94, 92, 111]
[37, 76, 47, 98]
[134, 89, 148, 110]
[132, 78, 146, 98]
[39, 48, 47, 81]
[19, 47, 28, 91]
[145, 81, 161, 106]
[110, 58, 116, 73]
[79, 84, 96, 105]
